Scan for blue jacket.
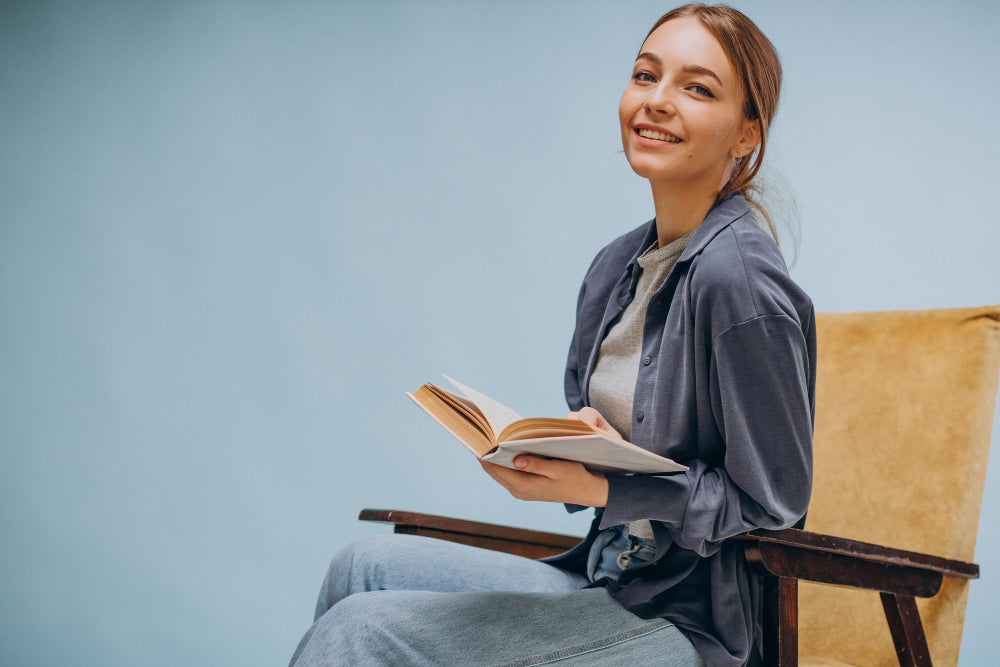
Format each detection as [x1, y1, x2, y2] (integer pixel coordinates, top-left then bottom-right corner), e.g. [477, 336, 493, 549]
[538, 189, 816, 667]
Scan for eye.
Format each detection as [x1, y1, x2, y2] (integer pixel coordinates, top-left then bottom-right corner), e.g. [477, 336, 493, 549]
[690, 84, 714, 97]
[632, 71, 655, 83]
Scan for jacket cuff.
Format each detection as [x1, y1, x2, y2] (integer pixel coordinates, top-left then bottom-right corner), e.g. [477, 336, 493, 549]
[597, 472, 689, 531]
[563, 502, 590, 513]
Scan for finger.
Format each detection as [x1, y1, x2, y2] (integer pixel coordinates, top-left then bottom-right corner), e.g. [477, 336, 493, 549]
[483, 458, 529, 481]
[595, 417, 617, 435]
[574, 408, 620, 438]
[482, 459, 547, 501]
[584, 408, 611, 430]
[480, 459, 508, 479]
[568, 408, 597, 421]
[572, 410, 596, 427]
[512, 455, 572, 478]
[513, 454, 547, 471]
[479, 459, 498, 478]
[480, 460, 518, 491]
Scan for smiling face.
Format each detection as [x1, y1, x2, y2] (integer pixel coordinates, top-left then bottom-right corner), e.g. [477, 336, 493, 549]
[619, 16, 760, 190]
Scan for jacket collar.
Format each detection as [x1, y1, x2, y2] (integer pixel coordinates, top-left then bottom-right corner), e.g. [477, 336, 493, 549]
[626, 189, 751, 272]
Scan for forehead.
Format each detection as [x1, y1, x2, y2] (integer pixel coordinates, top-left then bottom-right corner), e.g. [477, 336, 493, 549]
[639, 16, 734, 87]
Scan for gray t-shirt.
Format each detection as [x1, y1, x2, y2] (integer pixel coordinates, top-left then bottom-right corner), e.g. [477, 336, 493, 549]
[587, 225, 697, 539]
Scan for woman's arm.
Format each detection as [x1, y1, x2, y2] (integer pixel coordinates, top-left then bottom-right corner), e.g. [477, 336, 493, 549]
[479, 311, 814, 549]
[598, 312, 815, 557]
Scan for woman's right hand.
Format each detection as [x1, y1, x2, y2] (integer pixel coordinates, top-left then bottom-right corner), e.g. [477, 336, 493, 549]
[565, 407, 625, 441]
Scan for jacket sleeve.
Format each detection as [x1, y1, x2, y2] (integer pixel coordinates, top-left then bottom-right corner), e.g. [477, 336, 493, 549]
[596, 312, 816, 556]
[564, 246, 610, 414]
[562, 249, 606, 514]
[564, 280, 588, 415]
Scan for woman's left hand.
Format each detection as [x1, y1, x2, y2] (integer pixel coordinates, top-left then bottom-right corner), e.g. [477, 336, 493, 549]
[479, 456, 609, 507]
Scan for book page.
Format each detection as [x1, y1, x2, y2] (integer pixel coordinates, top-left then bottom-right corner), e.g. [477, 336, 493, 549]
[425, 384, 493, 439]
[407, 387, 496, 457]
[440, 373, 523, 437]
[497, 417, 599, 442]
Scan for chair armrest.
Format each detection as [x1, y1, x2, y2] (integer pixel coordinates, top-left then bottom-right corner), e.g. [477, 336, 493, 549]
[731, 528, 979, 579]
[358, 508, 582, 559]
[358, 509, 980, 596]
[731, 527, 979, 599]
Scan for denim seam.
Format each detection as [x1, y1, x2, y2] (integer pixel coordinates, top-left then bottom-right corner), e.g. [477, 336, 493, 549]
[489, 619, 672, 667]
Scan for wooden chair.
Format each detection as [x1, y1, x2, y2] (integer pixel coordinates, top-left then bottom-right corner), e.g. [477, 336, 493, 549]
[362, 305, 1000, 666]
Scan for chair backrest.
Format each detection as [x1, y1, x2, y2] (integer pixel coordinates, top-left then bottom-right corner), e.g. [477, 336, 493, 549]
[798, 305, 1000, 666]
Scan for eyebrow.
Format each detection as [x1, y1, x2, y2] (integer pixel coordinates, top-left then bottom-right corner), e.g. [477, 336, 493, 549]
[635, 52, 724, 88]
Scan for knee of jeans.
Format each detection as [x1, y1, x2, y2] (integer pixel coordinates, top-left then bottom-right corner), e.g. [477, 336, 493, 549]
[303, 591, 395, 661]
[322, 590, 401, 641]
[325, 534, 397, 599]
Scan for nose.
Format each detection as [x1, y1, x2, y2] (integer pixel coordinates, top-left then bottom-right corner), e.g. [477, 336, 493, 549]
[644, 83, 677, 116]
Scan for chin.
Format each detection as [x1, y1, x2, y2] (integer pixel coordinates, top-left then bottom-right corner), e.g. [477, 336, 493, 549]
[627, 160, 681, 181]
[627, 155, 718, 186]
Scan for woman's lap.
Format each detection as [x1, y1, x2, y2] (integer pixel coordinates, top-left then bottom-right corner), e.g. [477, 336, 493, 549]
[311, 533, 591, 618]
[289, 532, 703, 666]
[294, 586, 700, 666]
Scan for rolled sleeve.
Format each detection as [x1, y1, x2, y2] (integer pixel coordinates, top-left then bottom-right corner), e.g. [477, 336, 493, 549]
[598, 312, 815, 556]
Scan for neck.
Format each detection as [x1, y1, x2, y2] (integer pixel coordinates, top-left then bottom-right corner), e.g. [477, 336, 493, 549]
[649, 159, 738, 248]
[649, 179, 721, 249]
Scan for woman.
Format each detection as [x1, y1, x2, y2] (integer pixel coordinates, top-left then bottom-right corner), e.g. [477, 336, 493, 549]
[290, 4, 814, 666]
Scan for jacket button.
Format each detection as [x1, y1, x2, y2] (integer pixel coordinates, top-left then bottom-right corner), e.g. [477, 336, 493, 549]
[636, 411, 644, 422]
[643, 355, 652, 365]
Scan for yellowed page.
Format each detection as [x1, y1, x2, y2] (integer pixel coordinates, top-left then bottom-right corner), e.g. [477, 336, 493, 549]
[406, 387, 495, 457]
[497, 417, 598, 442]
[439, 373, 523, 436]
[425, 384, 493, 439]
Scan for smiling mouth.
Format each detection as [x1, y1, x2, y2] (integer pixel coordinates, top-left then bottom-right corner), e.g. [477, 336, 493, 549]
[635, 128, 683, 143]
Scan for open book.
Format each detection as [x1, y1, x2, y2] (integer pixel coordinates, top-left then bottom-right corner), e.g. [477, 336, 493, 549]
[406, 373, 688, 475]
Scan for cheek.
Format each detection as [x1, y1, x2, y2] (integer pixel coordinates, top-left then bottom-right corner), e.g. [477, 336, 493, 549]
[618, 99, 630, 127]
[619, 89, 641, 122]
[712, 116, 739, 144]
[689, 115, 735, 159]
[619, 98, 636, 148]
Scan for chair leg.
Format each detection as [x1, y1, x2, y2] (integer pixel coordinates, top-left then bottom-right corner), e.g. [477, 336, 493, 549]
[879, 592, 932, 667]
[763, 575, 798, 666]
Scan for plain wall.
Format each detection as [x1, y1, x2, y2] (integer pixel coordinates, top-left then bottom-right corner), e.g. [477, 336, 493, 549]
[1, 1, 997, 664]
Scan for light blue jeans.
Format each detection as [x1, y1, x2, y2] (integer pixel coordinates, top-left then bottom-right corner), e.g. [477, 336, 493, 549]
[288, 524, 704, 666]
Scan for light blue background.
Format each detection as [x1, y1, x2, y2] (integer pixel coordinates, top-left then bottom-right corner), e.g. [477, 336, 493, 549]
[2, 1, 997, 664]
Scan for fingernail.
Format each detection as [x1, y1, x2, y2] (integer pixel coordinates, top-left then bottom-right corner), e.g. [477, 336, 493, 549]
[514, 457, 526, 468]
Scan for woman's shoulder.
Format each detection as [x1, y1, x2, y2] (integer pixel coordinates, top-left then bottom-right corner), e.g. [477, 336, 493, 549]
[688, 211, 814, 335]
[580, 218, 653, 282]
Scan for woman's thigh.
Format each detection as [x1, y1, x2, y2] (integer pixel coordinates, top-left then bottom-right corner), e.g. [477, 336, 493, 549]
[313, 533, 590, 618]
[292, 585, 703, 667]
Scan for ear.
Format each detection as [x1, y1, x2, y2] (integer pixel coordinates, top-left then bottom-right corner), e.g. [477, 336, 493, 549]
[737, 117, 762, 155]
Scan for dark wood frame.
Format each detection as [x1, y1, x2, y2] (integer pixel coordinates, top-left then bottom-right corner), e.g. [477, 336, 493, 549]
[360, 508, 979, 667]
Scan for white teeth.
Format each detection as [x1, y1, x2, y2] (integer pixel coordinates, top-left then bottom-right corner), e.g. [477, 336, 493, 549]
[637, 128, 681, 142]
